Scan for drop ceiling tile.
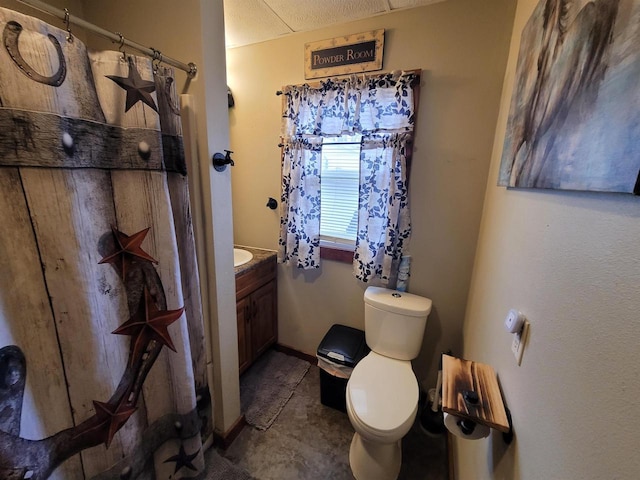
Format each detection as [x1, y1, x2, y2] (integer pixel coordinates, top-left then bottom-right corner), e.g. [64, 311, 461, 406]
[224, 0, 293, 47]
[224, 0, 449, 48]
[388, 0, 446, 10]
[264, 0, 386, 32]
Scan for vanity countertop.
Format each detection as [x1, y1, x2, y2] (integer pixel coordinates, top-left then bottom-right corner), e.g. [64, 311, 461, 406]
[234, 246, 277, 276]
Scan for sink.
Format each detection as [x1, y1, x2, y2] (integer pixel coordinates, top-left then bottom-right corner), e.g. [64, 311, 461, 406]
[234, 248, 253, 267]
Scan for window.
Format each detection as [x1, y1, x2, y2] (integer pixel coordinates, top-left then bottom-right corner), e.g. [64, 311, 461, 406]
[320, 134, 361, 250]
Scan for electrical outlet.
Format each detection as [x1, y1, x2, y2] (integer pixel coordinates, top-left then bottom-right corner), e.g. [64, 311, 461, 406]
[511, 320, 529, 365]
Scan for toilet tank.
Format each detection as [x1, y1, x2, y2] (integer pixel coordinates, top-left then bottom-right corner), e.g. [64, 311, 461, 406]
[364, 287, 432, 361]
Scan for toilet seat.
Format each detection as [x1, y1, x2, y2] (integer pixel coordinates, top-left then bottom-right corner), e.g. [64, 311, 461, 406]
[346, 352, 418, 439]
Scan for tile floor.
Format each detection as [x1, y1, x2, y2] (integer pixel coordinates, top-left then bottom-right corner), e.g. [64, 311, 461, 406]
[221, 361, 449, 480]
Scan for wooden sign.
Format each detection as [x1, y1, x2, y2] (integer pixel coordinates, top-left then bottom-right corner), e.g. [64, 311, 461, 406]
[305, 30, 384, 79]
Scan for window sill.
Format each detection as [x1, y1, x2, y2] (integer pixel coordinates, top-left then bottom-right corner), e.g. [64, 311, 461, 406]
[320, 244, 354, 264]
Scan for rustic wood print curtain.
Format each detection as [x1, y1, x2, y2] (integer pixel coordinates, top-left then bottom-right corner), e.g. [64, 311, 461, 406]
[0, 8, 209, 479]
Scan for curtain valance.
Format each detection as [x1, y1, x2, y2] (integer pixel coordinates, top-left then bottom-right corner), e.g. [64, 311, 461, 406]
[281, 71, 418, 137]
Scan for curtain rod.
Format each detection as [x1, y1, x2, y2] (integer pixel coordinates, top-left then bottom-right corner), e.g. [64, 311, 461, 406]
[16, 0, 197, 78]
[275, 69, 422, 96]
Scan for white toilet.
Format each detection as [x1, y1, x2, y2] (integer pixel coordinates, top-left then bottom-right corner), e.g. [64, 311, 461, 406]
[346, 286, 432, 480]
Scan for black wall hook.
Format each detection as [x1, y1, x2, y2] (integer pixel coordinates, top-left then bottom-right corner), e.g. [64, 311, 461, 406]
[266, 197, 278, 210]
[502, 406, 514, 444]
[212, 150, 234, 172]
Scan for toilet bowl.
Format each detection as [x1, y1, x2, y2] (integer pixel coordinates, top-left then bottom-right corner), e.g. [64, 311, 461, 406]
[346, 352, 419, 480]
[346, 287, 432, 480]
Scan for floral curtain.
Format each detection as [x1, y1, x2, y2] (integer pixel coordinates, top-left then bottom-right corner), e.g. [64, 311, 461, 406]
[278, 137, 323, 268]
[279, 71, 416, 283]
[355, 132, 412, 283]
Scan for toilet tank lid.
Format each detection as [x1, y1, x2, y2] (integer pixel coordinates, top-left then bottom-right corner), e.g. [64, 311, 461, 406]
[364, 287, 432, 317]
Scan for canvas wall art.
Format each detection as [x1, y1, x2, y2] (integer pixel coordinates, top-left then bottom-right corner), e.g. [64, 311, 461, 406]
[498, 0, 640, 193]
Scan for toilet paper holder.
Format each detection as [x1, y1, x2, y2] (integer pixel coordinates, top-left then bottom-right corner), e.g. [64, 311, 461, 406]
[441, 354, 514, 444]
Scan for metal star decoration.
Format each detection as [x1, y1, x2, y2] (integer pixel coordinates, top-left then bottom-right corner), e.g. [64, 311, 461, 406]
[163, 444, 200, 474]
[112, 287, 184, 365]
[106, 57, 158, 113]
[86, 400, 137, 448]
[99, 226, 158, 279]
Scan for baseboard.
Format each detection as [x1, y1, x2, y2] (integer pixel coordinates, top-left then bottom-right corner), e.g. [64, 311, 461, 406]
[275, 343, 317, 365]
[213, 415, 246, 450]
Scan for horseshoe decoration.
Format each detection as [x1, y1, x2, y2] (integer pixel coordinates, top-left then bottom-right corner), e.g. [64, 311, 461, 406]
[0, 346, 26, 437]
[3, 20, 67, 87]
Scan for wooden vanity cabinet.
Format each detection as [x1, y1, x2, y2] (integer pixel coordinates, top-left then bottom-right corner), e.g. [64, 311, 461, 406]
[235, 255, 277, 374]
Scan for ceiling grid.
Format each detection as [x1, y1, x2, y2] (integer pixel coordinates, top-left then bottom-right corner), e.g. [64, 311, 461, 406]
[224, 0, 446, 48]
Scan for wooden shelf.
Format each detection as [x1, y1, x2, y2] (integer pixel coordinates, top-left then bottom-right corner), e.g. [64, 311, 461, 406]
[441, 354, 510, 433]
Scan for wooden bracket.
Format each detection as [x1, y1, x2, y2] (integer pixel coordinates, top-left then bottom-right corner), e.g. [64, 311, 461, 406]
[441, 354, 513, 443]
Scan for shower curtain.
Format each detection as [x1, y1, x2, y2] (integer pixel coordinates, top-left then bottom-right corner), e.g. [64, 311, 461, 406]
[0, 8, 209, 480]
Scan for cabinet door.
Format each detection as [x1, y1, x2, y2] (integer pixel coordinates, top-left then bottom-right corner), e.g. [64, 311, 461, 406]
[250, 280, 277, 360]
[236, 296, 252, 374]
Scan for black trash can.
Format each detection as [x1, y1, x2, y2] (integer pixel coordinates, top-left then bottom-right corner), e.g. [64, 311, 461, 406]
[317, 324, 370, 412]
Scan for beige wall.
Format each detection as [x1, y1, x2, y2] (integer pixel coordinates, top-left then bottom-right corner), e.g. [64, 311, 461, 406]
[2, 0, 85, 27]
[457, 0, 640, 478]
[227, 0, 516, 385]
[2, 0, 83, 13]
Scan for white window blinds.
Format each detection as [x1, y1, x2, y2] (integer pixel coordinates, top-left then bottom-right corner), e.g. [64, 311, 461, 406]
[320, 134, 361, 244]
